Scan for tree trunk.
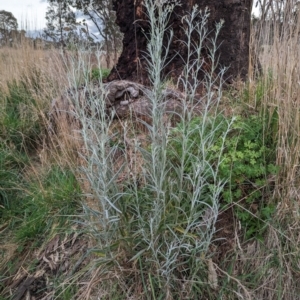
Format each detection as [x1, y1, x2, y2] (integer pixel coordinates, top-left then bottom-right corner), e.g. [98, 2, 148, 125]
[108, 0, 252, 85]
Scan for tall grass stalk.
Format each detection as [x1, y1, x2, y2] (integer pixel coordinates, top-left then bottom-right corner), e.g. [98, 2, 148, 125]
[237, 2, 300, 298]
[252, 1, 300, 202]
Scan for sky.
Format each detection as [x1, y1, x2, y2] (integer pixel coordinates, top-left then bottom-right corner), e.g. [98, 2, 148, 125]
[0, 0, 48, 31]
[0, 0, 260, 34]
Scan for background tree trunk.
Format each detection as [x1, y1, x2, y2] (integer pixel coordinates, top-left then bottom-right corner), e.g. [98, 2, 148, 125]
[108, 0, 252, 85]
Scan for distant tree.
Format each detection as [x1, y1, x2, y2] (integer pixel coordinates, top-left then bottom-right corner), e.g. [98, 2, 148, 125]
[0, 10, 18, 45]
[73, 0, 122, 66]
[44, 0, 78, 47]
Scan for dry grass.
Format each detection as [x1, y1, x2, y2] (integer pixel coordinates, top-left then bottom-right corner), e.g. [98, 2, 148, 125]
[251, 6, 300, 204]
[0, 40, 96, 168]
[241, 3, 300, 298]
[0, 45, 65, 94]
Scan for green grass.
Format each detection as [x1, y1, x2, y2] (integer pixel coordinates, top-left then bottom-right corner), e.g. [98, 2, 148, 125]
[0, 145, 27, 213]
[1, 159, 81, 246]
[0, 75, 82, 298]
[14, 166, 81, 243]
[0, 79, 40, 216]
[0, 80, 42, 152]
[0, 79, 80, 244]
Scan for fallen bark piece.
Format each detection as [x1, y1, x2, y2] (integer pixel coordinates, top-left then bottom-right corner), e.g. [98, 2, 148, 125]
[49, 80, 189, 132]
[105, 80, 144, 107]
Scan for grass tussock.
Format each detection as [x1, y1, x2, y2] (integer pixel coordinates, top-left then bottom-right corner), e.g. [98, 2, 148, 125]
[1, 0, 300, 299]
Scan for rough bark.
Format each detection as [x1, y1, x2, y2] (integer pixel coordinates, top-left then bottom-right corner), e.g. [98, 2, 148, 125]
[108, 0, 252, 84]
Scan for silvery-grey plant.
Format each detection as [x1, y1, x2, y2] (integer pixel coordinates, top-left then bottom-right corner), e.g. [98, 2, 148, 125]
[66, 0, 234, 297]
[127, 0, 234, 294]
[63, 49, 124, 253]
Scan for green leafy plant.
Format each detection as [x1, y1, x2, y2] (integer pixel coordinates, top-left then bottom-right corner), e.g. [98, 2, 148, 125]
[169, 114, 277, 240]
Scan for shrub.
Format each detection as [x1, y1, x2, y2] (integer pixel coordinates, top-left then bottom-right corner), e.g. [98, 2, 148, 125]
[90, 67, 110, 81]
